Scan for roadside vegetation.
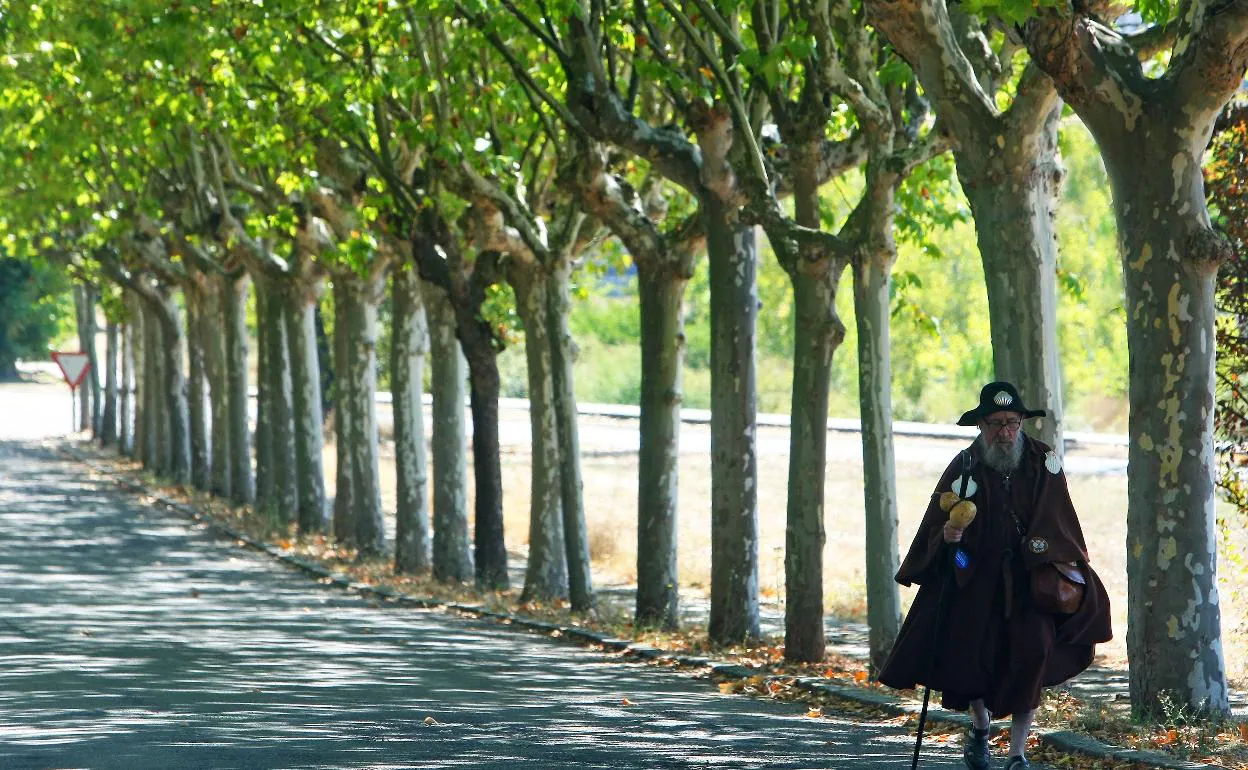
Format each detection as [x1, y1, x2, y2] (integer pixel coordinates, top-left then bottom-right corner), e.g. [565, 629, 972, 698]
[2, 0, 1247, 761]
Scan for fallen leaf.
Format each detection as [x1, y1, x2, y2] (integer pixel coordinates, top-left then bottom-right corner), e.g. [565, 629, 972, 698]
[1239, 722, 1248, 741]
[853, 671, 868, 683]
[621, 697, 634, 706]
[806, 707, 823, 718]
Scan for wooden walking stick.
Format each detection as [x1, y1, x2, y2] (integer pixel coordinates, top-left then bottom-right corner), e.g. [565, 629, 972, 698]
[910, 459, 978, 770]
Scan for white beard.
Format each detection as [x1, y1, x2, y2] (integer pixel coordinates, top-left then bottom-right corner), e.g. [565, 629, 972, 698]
[978, 432, 1023, 474]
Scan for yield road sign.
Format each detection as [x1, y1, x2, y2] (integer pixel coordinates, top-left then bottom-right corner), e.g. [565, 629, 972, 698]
[51, 351, 91, 389]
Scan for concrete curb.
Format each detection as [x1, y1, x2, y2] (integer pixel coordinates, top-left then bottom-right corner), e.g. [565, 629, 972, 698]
[66, 446, 1204, 770]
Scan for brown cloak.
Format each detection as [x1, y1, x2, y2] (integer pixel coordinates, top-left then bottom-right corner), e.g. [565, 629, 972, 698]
[877, 434, 1112, 717]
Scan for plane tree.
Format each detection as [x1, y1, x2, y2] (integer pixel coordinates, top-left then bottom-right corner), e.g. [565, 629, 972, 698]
[1023, 0, 1248, 715]
[863, 3, 1098, 448]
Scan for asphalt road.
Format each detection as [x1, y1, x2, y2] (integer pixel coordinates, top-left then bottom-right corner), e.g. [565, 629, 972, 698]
[0, 379, 971, 769]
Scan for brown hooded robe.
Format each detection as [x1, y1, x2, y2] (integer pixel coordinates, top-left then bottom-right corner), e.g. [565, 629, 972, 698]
[878, 434, 1112, 717]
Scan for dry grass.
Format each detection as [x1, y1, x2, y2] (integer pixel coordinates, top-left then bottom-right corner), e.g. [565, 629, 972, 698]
[324, 407, 1247, 688]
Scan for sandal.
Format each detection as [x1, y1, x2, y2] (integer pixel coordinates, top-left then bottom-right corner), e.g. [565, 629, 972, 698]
[963, 726, 990, 769]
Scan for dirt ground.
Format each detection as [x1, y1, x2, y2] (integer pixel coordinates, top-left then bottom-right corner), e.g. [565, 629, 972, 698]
[318, 405, 1248, 687]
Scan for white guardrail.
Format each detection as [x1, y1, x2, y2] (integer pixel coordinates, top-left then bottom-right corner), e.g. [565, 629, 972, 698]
[244, 387, 1129, 450]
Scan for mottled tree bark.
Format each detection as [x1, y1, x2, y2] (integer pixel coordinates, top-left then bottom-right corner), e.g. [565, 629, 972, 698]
[186, 287, 210, 489]
[705, 195, 761, 645]
[781, 143, 844, 663]
[101, 322, 119, 447]
[392, 267, 432, 573]
[1025, 0, 1248, 715]
[333, 274, 386, 554]
[955, 101, 1065, 450]
[635, 267, 687, 629]
[254, 286, 273, 508]
[547, 257, 592, 610]
[411, 212, 508, 590]
[287, 285, 327, 533]
[224, 272, 254, 504]
[853, 253, 902, 675]
[129, 293, 146, 462]
[1114, 154, 1227, 715]
[73, 284, 97, 434]
[142, 300, 165, 472]
[512, 266, 569, 602]
[565, 144, 696, 630]
[264, 280, 298, 526]
[863, 1, 1067, 449]
[120, 317, 134, 456]
[424, 283, 473, 583]
[205, 281, 232, 498]
[784, 274, 839, 662]
[155, 286, 191, 485]
[315, 301, 335, 420]
[332, 280, 356, 543]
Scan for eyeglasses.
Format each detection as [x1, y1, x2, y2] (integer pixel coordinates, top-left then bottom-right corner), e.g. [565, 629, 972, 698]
[984, 418, 1022, 430]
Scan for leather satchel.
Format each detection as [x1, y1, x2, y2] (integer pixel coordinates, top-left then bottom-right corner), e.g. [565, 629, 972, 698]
[1031, 561, 1086, 614]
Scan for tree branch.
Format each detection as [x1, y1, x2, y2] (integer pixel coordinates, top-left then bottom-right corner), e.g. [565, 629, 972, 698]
[1168, 0, 1248, 118]
[658, 0, 770, 188]
[864, 0, 998, 125]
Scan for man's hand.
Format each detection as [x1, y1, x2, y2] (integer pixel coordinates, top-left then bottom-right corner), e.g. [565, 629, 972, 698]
[942, 522, 964, 543]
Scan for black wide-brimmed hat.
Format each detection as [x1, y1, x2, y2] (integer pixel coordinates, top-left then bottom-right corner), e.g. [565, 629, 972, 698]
[956, 381, 1047, 426]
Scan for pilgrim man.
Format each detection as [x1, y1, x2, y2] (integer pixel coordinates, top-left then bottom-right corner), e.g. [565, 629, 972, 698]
[879, 381, 1112, 770]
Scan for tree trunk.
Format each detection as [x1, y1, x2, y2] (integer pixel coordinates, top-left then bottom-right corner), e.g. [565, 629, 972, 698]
[205, 280, 231, 498]
[130, 293, 146, 462]
[512, 267, 568, 602]
[263, 279, 298, 526]
[957, 105, 1065, 450]
[334, 275, 386, 554]
[156, 287, 191, 485]
[120, 316, 134, 456]
[784, 271, 841, 662]
[73, 285, 87, 432]
[87, 286, 102, 437]
[392, 267, 432, 573]
[254, 285, 273, 508]
[547, 257, 592, 610]
[425, 283, 473, 583]
[853, 254, 902, 675]
[224, 272, 254, 504]
[287, 285, 327, 533]
[781, 143, 843, 663]
[1106, 143, 1230, 715]
[635, 265, 687, 629]
[186, 286, 210, 489]
[467, 346, 508, 589]
[332, 279, 356, 543]
[141, 301, 164, 471]
[315, 300, 335, 420]
[705, 196, 761, 645]
[101, 322, 119, 446]
[411, 215, 508, 588]
[73, 285, 94, 434]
